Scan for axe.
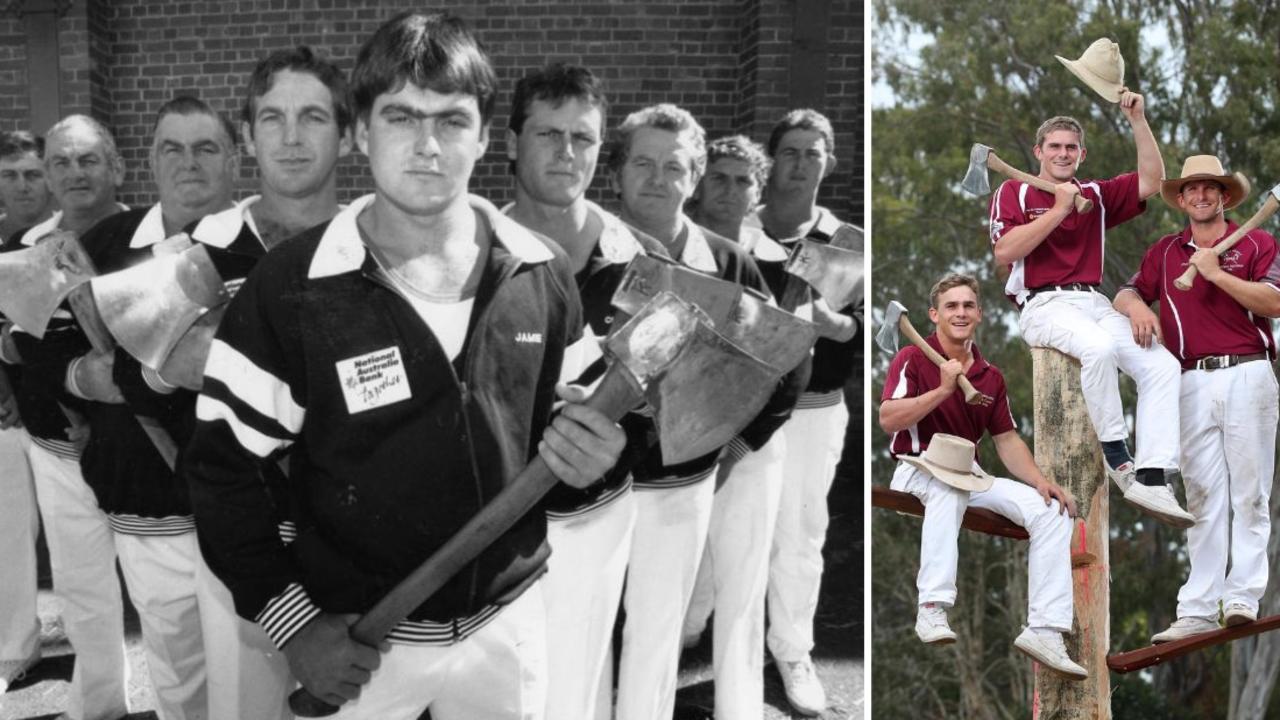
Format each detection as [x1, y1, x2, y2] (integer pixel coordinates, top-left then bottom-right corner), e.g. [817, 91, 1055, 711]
[0, 231, 97, 338]
[289, 290, 796, 716]
[962, 143, 1094, 214]
[781, 239, 863, 312]
[876, 300, 993, 406]
[1175, 182, 1280, 290]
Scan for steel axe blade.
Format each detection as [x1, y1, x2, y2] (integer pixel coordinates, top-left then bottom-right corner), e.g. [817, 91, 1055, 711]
[784, 239, 864, 311]
[0, 231, 97, 338]
[875, 300, 907, 354]
[961, 143, 993, 197]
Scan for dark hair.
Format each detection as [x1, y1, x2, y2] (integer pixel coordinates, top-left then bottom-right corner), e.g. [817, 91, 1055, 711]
[0, 131, 43, 161]
[351, 11, 497, 125]
[509, 63, 607, 137]
[607, 103, 706, 177]
[766, 108, 835, 156]
[705, 134, 770, 188]
[241, 46, 354, 138]
[929, 273, 981, 309]
[153, 95, 239, 149]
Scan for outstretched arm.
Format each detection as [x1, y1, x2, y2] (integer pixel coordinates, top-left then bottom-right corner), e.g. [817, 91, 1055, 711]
[1120, 91, 1165, 200]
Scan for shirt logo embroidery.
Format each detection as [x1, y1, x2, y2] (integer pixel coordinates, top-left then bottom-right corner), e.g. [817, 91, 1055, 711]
[515, 332, 543, 344]
[335, 346, 412, 415]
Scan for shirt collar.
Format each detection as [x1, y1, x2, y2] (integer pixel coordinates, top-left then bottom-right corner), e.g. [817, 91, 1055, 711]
[309, 194, 554, 280]
[925, 332, 990, 375]
[678, 214, 718, 273]
[1180, 220, 1240, 249]
[127, 204, 171, 249]
[190, 195, 261, 249]
[21, 202, 131, 245]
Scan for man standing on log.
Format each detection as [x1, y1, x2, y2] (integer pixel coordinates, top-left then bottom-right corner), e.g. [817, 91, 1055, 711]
[1114, 156, 1280, 641]
[988, 104, 1194, 528]
[879, 273, 1085, 679]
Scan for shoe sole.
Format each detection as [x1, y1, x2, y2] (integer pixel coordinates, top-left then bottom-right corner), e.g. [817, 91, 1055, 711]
[1122, 494, 1196, 529]
[1014, 639, 1087, 680]
[1152, 630, 1215, 644]
[917, 633, 957, 645]
[1225, 613, 1255, 627]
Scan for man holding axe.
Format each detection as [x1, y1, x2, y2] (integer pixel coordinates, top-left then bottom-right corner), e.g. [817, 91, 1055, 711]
[879, 273, 1084, 678]
[186, 13, 626, 719]
[986, 103, 1193, 527]
[1114, 156, 1280, 640]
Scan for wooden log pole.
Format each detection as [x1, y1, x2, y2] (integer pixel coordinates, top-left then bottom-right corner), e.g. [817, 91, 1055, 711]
[1031, 348, 1110, 719]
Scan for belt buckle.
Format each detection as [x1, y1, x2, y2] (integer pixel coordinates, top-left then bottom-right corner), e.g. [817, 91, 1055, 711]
[1204, 354, 1231, 370]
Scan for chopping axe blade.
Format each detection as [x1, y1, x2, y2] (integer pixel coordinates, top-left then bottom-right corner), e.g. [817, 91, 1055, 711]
[784, 239, 864, 311]
[962, 143, 1094, 213]
[0, 231, 97, 338]
[721, 289, 817, 374]
[91, 244, 229, 369]
[612, 254, 742, 329]
[961, 143, 995, 197]
[876, 299, 993, 407]
[158, 303, 228, 391]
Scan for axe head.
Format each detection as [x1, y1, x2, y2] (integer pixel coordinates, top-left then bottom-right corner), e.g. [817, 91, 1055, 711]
[875, 300, 908, 354]
[961, 143, 993, 197]
[783, 240, 864, 311]
[91, 244, 229, 369]
[604, 291, 705, 393]
[159, 303, 227, 391]
[1268, 182, 1280, 203]
[721, 289, 817, 373]
[611, 254, 742, 329]
[0, 231, 97, 338]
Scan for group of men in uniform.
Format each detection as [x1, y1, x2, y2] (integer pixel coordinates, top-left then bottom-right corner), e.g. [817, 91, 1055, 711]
[0, 10, 861, 720]
[882, 76, 1280, 676]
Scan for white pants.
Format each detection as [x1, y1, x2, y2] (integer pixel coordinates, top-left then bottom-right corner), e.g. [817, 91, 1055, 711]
[544, 491, 636, 720]
[26, 441, 129, 720]
[891, 462, 1074, 630]
[767, 401, 847, 662]
[616, 477, 716, 720]
[684, 432, 785, 720]
[1020, 290, 1181, 470]
[1177, 361, 1278, 618]
[115, 532, 208, 720]
[0, 427, 38, 666]
[328, 582, 546, 720]
[194, 547, 293, 720]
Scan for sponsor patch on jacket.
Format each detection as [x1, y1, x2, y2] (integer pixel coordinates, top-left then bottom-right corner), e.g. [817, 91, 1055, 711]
[515, 331, 543, 344]
[336, 346, 411, 414]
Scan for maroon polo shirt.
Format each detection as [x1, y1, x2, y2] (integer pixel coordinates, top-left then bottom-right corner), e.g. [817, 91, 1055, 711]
[1123, 221, 1280, 369]
[881, 333, 1016, 459]
[989, 172, 1146, 305]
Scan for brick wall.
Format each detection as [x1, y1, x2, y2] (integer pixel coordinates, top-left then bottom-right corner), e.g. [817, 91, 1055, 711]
[2, 0, 862, 224]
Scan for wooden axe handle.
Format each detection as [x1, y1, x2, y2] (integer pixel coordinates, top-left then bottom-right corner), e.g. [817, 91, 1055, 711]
[289, 365, 642, 717]
[1174, 193, 1280, 290]
[895, 313, 984, 404]
[987, 152, 1094, 214]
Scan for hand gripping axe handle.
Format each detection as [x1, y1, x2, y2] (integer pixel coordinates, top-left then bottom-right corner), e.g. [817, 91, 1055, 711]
[962, 143, 1093, 214]
[876, 300, 991, 406]
[288, 291, 757, 717]
[1175, 183, 1280, 290]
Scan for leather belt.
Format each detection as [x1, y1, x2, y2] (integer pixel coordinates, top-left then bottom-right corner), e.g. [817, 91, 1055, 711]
[1189, 352, 1268, 371]
[1027, 283, 1098, 300]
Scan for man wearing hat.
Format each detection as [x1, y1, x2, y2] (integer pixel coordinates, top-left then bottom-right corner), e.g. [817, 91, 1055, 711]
[987, 63, 1193, 526]
[880, 273, 1085, 679]
[1114, 156, 1280, 641]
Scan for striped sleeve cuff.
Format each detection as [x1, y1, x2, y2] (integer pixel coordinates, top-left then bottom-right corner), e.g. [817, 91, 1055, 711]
[141, 365, 179, 395]
[65, 356, 89, 399]
[255, 582, 323, 650]
[723, 436, 751, 462]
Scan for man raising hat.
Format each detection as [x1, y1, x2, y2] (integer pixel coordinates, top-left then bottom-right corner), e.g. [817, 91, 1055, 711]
[879, 273, 1085, 679]
[1114, 156, 1280, 641]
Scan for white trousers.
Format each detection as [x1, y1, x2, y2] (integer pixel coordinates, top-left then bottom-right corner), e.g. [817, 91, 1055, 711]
[194, 547, 293, 720]
[26, 441, 129, 720]
[1019, 290, 1181, 469]
[891, 462, 1074, 630]
[114, 532, 208, 720]
[1177, 361, 1278, 618]
[328, 582, 546, 720]
[0, 427, 38, 664]
[684, 432, 785, 720]
[616, 477, 715, 720]
[544, 491, 636, 720]
[767, 401, 847, 662]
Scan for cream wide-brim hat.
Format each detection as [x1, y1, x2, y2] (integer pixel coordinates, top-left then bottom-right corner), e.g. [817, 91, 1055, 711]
[900, 433, 995, 493]
[1055, 38, 1125, 103]
[1160, 155, 1251, 211]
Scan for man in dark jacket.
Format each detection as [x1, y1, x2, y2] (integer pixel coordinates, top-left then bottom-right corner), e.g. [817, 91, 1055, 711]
[186, 13, 623, 720]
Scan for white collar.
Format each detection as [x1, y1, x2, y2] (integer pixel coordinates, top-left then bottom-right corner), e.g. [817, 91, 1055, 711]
[498, 199, 647, 266]
[127, 204, 171, 249]
[190, 195, 261, 249]
[309, 194, 555, 280]
[678, 215, 718, 273]
[739, 212, 790, 261]
[20, 211, 64, 246]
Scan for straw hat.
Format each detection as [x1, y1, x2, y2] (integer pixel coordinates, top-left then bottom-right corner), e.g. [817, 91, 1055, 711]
[1055, 38, 1125, 103]
[1160, 155, 1251, 211]
[900, 434, 994, 493]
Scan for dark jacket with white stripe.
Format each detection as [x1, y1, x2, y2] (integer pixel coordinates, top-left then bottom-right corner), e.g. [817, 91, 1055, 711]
[185, 195, 581, 647]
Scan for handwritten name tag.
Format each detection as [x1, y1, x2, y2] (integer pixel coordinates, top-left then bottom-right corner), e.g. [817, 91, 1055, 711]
[336, 346, 412, 414]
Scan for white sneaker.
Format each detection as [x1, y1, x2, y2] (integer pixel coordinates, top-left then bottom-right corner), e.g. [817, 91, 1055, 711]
[1013, 628, 1087, 680]
[1123, 483, 1196, 529]
[1224, 601, 1257, 627]
[1151, 616, 1219, 643]
[915, 604, 957, 644]
[0, 645, 41, 694]
[776, 656, 826, 716]
[1105, 460, 1135, 493]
